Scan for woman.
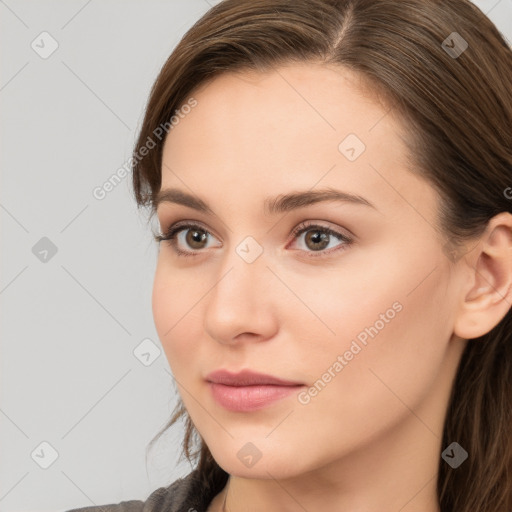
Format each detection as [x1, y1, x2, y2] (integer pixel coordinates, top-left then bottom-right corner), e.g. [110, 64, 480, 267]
[67, 0, 512, 510]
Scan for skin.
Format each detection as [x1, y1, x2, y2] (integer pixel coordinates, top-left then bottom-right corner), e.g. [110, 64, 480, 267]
[152, 62, 512, 512]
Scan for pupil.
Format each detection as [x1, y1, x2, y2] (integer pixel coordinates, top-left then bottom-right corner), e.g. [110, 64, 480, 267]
[307, 231, 328, 251]
[188, 230, 206, 248]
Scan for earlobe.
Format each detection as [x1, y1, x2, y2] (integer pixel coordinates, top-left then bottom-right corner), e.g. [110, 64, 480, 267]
[453, 212, 512, 340]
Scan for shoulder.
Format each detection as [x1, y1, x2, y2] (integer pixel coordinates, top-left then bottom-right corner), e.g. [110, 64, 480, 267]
[64, 469, 219, 512]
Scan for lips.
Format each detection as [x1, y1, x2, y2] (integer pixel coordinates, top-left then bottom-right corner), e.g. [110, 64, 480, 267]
[205, 369, 304, 412]
[205, 369, 303, 386]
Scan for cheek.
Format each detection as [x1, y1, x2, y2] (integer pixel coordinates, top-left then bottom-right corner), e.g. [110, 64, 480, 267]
[274, 263, 451, 467]
[152, 261, 205, 376]
[296, 248, 452, 423]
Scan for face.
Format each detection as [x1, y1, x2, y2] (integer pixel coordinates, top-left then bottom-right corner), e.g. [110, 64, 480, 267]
[152, 62, 464, 479]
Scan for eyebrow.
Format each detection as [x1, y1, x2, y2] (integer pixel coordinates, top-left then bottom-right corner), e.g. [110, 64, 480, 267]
[154, 187, 376, 216]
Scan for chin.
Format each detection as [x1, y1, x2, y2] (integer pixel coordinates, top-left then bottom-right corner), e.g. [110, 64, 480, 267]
[208, 441, 312, 481]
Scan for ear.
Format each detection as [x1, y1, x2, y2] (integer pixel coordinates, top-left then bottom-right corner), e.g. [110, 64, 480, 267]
[453, 212, 512, 340]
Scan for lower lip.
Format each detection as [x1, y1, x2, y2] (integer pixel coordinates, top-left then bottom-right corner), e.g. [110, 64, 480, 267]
[208, 382, 303, 412]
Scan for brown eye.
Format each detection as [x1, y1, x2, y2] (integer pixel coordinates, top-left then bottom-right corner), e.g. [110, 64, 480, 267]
[289, 222, 353, 258]
[155, 221, 352, 259]
[303, 230, 330, 251]
[185, 228, 209, 249]
[155, 222, 222, 256]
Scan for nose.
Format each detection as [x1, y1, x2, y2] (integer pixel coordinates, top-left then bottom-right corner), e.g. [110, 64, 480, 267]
[203, 244, 279, 346]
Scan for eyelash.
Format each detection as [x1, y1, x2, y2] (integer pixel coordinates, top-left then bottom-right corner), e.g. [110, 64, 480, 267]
[154, 221, 353, 259]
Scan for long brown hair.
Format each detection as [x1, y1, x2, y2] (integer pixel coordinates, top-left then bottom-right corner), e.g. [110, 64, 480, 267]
[133, 1, 512, 509]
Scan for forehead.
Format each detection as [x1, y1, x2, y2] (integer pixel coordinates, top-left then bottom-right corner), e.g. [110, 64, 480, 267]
[159, 62, 435, 223]
[164, 62, 392, 152]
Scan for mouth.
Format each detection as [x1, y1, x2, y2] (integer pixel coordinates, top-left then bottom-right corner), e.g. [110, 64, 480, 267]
[207, 382, 304, 412]
[205, 369, 305, 412]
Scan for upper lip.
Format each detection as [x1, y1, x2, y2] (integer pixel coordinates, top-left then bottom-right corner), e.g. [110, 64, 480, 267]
[206, 369, 303, 386]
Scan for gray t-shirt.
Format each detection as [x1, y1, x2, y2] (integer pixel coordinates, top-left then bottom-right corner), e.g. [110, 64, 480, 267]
[64, 469, 227, 512]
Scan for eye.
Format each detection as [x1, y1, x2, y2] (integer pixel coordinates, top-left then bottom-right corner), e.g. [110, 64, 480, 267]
[287, 221, 353, 258]
[154, 222, 220, 257]
[154, 220, 353, 258]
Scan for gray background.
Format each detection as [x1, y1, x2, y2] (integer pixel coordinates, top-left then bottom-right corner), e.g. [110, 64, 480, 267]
[1, 1, 510, 511]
